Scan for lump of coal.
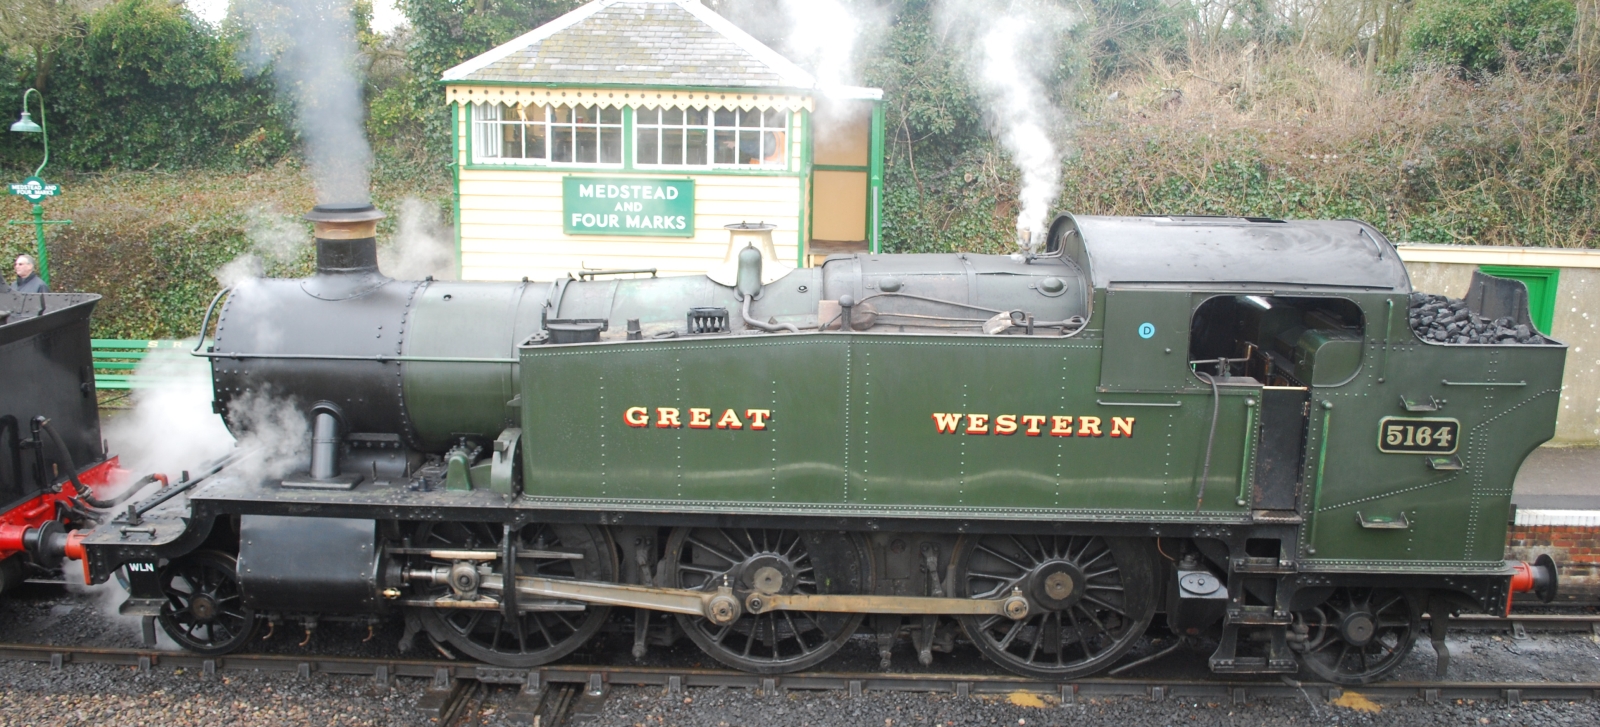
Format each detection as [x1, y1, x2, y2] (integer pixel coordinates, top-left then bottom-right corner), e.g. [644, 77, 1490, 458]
[1405, 293, 1549, 346]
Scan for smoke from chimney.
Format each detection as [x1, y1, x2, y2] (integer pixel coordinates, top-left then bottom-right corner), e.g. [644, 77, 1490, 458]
[937, 0, 1077, 250]
[237, 0, 373, 205]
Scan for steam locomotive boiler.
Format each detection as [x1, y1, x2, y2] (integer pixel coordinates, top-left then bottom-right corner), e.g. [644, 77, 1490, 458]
[41, 204, 1565, 685]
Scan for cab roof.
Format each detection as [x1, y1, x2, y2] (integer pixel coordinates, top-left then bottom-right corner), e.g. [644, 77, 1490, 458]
[1057, 215, 1412, 292]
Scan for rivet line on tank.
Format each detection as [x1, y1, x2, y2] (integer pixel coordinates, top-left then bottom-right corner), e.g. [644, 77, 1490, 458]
[771, 377, 779, 499]
[843, 341, 850, 501]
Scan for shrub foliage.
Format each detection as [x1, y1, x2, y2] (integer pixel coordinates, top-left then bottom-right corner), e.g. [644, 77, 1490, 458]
[2, 0, 1598, 340]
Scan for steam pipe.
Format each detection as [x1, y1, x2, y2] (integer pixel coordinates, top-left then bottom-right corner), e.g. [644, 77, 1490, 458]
[310, 409, 342, 480]
[127, 451, 243, 520]
[733, 244, 797, 334]
[37, 419, 161, 510]
[740, 296, 799, 334]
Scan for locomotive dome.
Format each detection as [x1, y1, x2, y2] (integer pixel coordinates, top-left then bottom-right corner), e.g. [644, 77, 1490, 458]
[1058, 215, 1412, 292]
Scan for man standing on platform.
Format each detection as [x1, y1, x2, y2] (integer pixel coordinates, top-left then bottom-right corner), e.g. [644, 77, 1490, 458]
[12, 255, 47, 293]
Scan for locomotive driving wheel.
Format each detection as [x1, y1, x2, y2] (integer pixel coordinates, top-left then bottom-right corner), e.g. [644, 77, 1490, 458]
[953, 534, 1156, 680]
[665, 527, 870, 674]
[156, 550, 258, 655]
[411, 522, 616, 667]
[1292, 587, 1420, 685]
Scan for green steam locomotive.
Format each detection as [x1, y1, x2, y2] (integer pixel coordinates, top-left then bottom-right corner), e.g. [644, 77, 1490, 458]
[44, 205, 1563, 685]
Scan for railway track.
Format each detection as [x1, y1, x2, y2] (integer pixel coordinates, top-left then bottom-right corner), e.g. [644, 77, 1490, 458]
[5, 617, 1600, 726]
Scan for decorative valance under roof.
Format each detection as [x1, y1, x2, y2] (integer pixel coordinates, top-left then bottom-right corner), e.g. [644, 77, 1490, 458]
[446, 85, 814, 113]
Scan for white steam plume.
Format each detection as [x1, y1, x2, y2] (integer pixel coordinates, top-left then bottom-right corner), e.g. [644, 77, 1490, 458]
[237, 0, 373, 204]
[379, 197, 458, 280]
[779, 0, 863, 89]
[104, 350, 312, 487]
[103, 346, 236, 481]
[938, 0, 1076, 249]
[215, 206, 311, 288]
[222, 389, 313, 484]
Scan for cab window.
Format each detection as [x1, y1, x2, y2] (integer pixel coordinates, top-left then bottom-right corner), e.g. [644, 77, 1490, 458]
[1189, 296, 1365, 387]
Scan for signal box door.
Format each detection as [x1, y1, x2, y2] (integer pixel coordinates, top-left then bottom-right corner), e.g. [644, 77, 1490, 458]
[1099, 287, 1196, 392]
[1253, 386, 1309, 511]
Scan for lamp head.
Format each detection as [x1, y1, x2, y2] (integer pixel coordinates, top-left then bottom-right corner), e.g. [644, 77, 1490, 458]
[10, 110, 41, 134]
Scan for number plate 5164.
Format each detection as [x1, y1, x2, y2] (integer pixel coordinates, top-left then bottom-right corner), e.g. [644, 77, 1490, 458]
[1378, 417, 1460, 455]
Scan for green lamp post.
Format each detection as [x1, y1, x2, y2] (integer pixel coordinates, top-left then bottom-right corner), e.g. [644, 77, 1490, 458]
[8, 88, 69, 287]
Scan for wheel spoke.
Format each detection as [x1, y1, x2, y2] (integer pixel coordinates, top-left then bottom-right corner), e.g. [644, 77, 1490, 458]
[1053, 612, 1066, 666]
[677, 563, 729, 577]
[782, 612, 813, 654]
[1077, 546, 1113, 570]
[686, 535, 741, 564]
[996, 615, 1031, 650]
[1025, 615, 1045, 664]
[975, 543, 1032, 574]
[1005, 536, 1042, 566]
[1080, 594, 1127, 616]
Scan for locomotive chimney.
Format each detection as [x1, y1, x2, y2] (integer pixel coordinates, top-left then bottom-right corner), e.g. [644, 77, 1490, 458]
[304, 203, 386, 275]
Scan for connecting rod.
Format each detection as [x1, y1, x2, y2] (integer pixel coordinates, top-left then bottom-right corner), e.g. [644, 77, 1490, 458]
[403, 569, 1030, 624]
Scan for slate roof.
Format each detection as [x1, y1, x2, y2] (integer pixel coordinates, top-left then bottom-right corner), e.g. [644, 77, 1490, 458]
[443, 0, 815, 90]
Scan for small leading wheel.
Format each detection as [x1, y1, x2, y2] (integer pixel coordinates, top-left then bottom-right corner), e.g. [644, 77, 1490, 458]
[1293, 587, 1420, 685]
[665, 527, 870, 674]
[156, 550, 257, 655]
[953, 534, 1157, 680]
[412, 522, 615, 667]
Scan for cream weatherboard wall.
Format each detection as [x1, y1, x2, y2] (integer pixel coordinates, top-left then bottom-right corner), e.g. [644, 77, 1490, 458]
[453, 103, 805, 283]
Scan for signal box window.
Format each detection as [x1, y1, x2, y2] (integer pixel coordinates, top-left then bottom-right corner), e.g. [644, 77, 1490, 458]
[635, 106, 789, 168]
[473, 102, 622, 166]
[1189, 296, 1365, 387]
[635, 107, 712, 166]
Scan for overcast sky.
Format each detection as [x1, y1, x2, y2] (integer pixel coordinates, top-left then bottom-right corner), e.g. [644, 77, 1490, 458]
[185, 0, 407, 33]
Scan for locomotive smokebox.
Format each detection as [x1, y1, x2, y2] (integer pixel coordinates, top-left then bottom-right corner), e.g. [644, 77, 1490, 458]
[304, 203, 385, 275]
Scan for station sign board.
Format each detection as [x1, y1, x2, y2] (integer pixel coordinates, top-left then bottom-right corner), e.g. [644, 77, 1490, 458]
[563, 176, 694, 237]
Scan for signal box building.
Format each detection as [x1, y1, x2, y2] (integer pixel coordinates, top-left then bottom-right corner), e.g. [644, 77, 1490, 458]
[442, 0, 885, 281]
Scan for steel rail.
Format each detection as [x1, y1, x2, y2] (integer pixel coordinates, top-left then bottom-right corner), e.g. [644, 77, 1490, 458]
[2, 642, 1597, 706]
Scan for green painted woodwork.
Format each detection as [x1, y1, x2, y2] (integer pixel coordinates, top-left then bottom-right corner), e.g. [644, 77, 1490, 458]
[868, 101, 886, 253]
[799, 108, 812, 267]
[622, 105, 636, 172]
[90, 338, 196, 390]
[1099, 288, 1197, 392]
[451, 101, 463, 272]
[461, 161, 803, 177]
[1478, 265, 1559, 334]
[561, 176, 694, 237]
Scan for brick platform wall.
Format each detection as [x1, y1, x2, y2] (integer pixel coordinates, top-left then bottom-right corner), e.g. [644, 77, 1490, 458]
[1506, 524, 1600, 598]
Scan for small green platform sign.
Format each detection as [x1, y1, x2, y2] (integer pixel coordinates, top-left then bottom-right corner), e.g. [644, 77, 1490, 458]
[563, 176, 694, 237]
[8, 176, 59, 202]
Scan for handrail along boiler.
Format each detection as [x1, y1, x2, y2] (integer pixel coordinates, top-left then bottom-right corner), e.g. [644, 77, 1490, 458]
[34, 204, 1564, 684]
